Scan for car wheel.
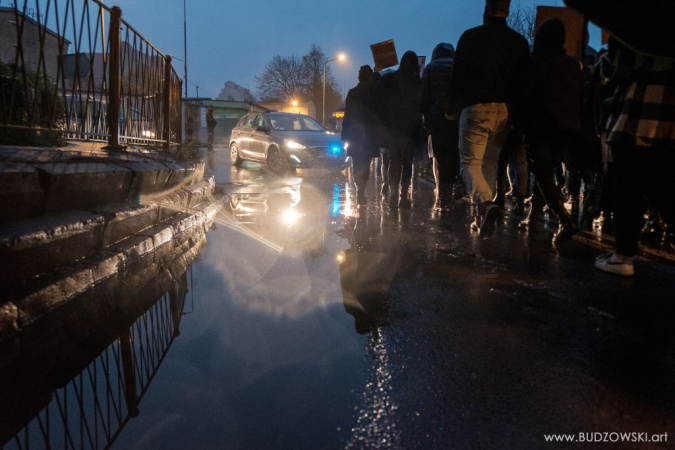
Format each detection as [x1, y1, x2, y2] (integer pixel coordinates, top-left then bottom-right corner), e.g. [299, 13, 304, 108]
[230, 143, 243, 167]
[267, 146, 288, 175]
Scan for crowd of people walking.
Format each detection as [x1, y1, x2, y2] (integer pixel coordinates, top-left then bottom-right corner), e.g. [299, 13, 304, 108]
[340, 0, 675, 277]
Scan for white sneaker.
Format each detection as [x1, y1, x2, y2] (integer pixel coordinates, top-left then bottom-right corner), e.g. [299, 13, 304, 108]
[595, 253, 635, 277]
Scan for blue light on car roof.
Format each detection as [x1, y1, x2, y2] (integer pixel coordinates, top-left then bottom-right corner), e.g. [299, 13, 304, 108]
[330, 145, 341, 154]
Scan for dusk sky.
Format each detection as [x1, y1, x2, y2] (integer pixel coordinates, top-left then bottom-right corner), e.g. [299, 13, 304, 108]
[104, 0, 601, 100]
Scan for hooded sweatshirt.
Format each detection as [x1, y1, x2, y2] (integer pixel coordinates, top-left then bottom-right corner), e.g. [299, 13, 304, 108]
[421, 43, 456, 128]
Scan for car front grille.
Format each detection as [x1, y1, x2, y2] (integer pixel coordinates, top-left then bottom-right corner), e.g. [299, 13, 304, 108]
[308, 146, 342, 158]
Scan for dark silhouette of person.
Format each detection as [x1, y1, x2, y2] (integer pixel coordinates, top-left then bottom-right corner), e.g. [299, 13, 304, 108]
[378, 51, 424, 210]
[446, 0, 530, 236]
[421, 43, 459, 211]
[339, 216, 395, 334]
[206, 105, 217, 152]
[342, 65, 380, 207]
[519, 18, 583, 243]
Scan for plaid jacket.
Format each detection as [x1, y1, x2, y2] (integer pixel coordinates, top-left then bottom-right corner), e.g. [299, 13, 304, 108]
[605, 40, 675, 149]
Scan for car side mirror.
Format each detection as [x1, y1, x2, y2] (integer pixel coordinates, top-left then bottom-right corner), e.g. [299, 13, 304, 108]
[256, 125, 268, 132]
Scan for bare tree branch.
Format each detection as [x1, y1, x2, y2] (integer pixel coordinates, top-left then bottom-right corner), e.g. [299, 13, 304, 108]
[508, 2, 537, 46]
[254, 45, 344, 112]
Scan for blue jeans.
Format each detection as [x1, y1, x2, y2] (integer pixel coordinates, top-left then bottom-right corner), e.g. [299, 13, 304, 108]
[458, 103, 510, 205]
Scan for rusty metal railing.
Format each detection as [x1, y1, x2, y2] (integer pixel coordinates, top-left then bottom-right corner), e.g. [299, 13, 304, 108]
[0, 0, 182, 149]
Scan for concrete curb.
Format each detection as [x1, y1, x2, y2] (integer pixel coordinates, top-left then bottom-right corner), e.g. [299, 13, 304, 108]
[0, 188, 225, 340]
[0, 144, 205, 222]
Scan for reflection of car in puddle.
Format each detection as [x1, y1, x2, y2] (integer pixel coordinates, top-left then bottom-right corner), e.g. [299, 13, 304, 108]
[227, 178, 340, 256]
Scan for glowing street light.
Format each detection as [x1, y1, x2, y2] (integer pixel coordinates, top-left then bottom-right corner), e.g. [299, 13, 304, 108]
[323, 53, 346, 127]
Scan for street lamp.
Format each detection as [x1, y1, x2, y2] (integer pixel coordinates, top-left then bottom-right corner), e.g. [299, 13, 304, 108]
[323, 53, 346, 127]
[183, 0, 188, 98]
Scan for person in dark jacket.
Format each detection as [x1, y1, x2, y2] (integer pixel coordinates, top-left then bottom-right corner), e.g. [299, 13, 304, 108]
[421, 43, 459, 210]
[342, 65, 380, 206]
[206, 106, 217, 152]
[446, 0, 530, 236]
[519, 17, 583, 242]
[378, 51, 424, 209]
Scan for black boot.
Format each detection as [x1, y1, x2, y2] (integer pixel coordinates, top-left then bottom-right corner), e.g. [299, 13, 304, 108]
[551, 199, 578, 242]
[519, 199, 543, 229]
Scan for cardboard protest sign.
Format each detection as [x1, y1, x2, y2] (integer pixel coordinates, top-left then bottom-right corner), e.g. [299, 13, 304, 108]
[371, 40, 398, 72]
[535, 6, 586, 59]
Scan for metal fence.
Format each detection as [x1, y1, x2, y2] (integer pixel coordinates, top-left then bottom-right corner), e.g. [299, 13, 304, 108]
[0, 0, 182, 149]
[3, 270, 192, 450]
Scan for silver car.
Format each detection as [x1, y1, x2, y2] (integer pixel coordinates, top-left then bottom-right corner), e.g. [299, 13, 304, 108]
[229, 111, 349, 174]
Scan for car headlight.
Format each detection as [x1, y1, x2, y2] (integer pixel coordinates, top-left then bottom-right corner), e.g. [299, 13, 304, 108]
[284, 140, 306, 150]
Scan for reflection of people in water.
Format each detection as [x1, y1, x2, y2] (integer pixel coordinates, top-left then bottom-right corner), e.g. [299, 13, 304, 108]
[207, 149, 215, 174]
[339, 216, 396, 334]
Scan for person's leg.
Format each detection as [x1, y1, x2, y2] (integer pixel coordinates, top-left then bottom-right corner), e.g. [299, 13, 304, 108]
[399, 140, 415, 208]
[494, 132, 513, 209]
[459, 103, 508, 235]
[549, 137, 578, 241]
[565, 134, 583, 202]
[353, 151, 371, 206]
[431, 125, 457, 203]
[380, 149, 390, 197]
[610, 143, 647, 257]
[522, 135, 553, 228]
[527, 134, 577, 241]
[458, 104, 493, 206]
[207, 132, 214, 151]
[387, 146, 402, 207]
[644, 146, 675, 234]
[482, 110, 510, 204]
[510, 136, 528, 214]
[595, 142, 647, 276]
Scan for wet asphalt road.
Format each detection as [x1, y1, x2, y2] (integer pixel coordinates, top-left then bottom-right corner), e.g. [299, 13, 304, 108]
[114, 149, 675, 450]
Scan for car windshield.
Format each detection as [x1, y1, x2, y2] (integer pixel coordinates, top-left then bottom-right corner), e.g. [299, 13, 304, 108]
[268, 113, 324, 132]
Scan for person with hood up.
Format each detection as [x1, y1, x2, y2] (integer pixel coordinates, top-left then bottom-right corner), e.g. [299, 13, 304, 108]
[342, 65, 380, 207]
[421, 43, 460, 211]
[378, 50, 424, 209]
[519, 18, 583, 243]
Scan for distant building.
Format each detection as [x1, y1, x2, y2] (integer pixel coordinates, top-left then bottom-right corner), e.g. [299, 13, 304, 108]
[0, 7, 70, 81]
[182, 99, 249, 147]
[217, 81, 255, 102]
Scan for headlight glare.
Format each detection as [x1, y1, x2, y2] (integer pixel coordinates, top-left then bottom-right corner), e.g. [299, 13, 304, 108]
[285, 140, 306, 149]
